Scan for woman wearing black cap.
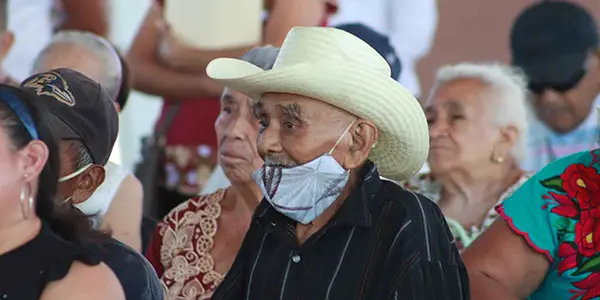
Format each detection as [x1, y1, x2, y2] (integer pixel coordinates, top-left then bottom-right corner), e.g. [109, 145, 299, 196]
[0, 84, 124, 299]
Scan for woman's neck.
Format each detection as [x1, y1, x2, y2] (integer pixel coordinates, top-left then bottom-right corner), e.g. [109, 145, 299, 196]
[220, 180, 263, 214]
[0, 216, 42, 256]
[437, 161, 523, 207]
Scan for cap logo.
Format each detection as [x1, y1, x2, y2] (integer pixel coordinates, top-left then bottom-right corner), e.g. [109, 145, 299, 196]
[22, 72, 76, 107]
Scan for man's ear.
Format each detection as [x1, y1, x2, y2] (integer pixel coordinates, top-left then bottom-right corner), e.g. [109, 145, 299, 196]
[70, 165, 105, 204]
[343, 120, 378, 170]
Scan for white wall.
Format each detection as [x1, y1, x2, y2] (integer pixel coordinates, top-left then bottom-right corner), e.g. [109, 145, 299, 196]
[108, 0, 162, 171]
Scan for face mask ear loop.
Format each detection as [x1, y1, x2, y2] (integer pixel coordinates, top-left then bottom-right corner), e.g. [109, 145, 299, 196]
[58, 163, 93, 182]
[328, 119, 357, 155]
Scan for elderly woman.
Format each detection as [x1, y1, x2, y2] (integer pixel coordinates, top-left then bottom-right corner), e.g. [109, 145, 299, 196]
[31, 30, 143, 251]
[405, 63, 531, 250]
[144, 46, 276, 299]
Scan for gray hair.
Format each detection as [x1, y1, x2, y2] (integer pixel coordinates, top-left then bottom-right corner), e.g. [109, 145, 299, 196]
[70, 140, 94, 169]
[429, 62, 530, 164]
[220, 46, 280, 98]
[32, 30, 122, 100]
[240, 45, 280, 70]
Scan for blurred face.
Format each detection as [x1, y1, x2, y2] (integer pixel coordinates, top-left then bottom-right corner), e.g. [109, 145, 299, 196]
[56, 140, 105, 205]
[0, 125, 48, 227]
[215, 88, 263, 182]
[253, 93, 356, 168]
[35, 44, 104, 84]
[425, 78, 503, 174]
[529, 54, 600, 134]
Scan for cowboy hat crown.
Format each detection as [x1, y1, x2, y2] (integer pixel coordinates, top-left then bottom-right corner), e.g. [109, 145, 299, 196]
[206, 26, 429, 181]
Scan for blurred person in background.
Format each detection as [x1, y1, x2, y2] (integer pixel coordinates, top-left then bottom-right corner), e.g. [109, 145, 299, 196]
[145, 46, 277, 300]
[32, 30, 143, 251]
[128, 0, 337, 218]
[4, 0, 108, 81]
[405, 63, 530, 251]
[511, 1, 600, 172]
[0, 84, 124, 299]
[200, 22, 402, 196]
[328, 0, 437, 98]
[21, 69, 162, 300]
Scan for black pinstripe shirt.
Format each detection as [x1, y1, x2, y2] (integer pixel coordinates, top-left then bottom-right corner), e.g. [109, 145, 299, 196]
[211, 162, 470, 300]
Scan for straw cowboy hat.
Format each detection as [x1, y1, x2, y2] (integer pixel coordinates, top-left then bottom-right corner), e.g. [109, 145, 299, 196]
[206, 26, 429, 181]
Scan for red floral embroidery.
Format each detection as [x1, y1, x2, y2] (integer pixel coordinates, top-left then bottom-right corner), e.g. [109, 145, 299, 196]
[561, 164, 600, 210]
[572, 273, 600, 300]
[551, 192, 580, 218]
[558, 243, 578, 275]
[542, 152, 600, 299]
[576, 210, 600, 257]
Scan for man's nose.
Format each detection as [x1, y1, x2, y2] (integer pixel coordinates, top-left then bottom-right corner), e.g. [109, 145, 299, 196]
[258, 125, 283, 156]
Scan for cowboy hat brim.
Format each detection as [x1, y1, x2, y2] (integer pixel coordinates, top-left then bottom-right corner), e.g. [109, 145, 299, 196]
[207, 57, 429, 181]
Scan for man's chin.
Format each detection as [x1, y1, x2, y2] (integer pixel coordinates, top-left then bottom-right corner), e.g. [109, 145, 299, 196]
[541, 114, 580, 134]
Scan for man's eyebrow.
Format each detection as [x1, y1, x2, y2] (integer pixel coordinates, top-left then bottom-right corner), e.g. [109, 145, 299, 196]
[277, 103, 302, 119]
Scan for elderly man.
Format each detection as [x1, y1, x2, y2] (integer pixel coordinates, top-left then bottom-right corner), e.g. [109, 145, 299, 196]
[21, 68, 161, 300]
[30, 30, 144, 251]
[206, 27, 469, 300]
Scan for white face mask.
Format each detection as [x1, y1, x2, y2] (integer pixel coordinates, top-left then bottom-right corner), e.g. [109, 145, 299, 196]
[59, 163, 93, 204]
[252, 120, 355, 224]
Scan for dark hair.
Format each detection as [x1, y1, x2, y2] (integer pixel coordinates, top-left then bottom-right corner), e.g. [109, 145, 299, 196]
[0, 86, 108, 244]
[115, 50, 131, 110]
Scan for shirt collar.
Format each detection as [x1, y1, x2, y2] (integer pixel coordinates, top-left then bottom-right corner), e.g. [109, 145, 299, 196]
[255, 161, 381, 228]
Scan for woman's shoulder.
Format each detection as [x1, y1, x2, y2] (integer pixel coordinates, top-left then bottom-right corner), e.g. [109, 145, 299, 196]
[509, 149, 599, 195]
[40, 261, 124, 300]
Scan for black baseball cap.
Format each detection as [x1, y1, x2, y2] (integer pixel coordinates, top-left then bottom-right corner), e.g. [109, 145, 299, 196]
[335, 23, 402, 80]
[20, 68, 118, 166]
[511, 1, 599, 86]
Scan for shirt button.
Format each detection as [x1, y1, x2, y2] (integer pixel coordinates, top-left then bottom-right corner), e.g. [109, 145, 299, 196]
[292, 254, 301, 263]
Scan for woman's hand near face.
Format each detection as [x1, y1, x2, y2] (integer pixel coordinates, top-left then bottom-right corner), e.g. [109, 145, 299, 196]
[462, 219, 550, 300]
[40, 262, 125, 300]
